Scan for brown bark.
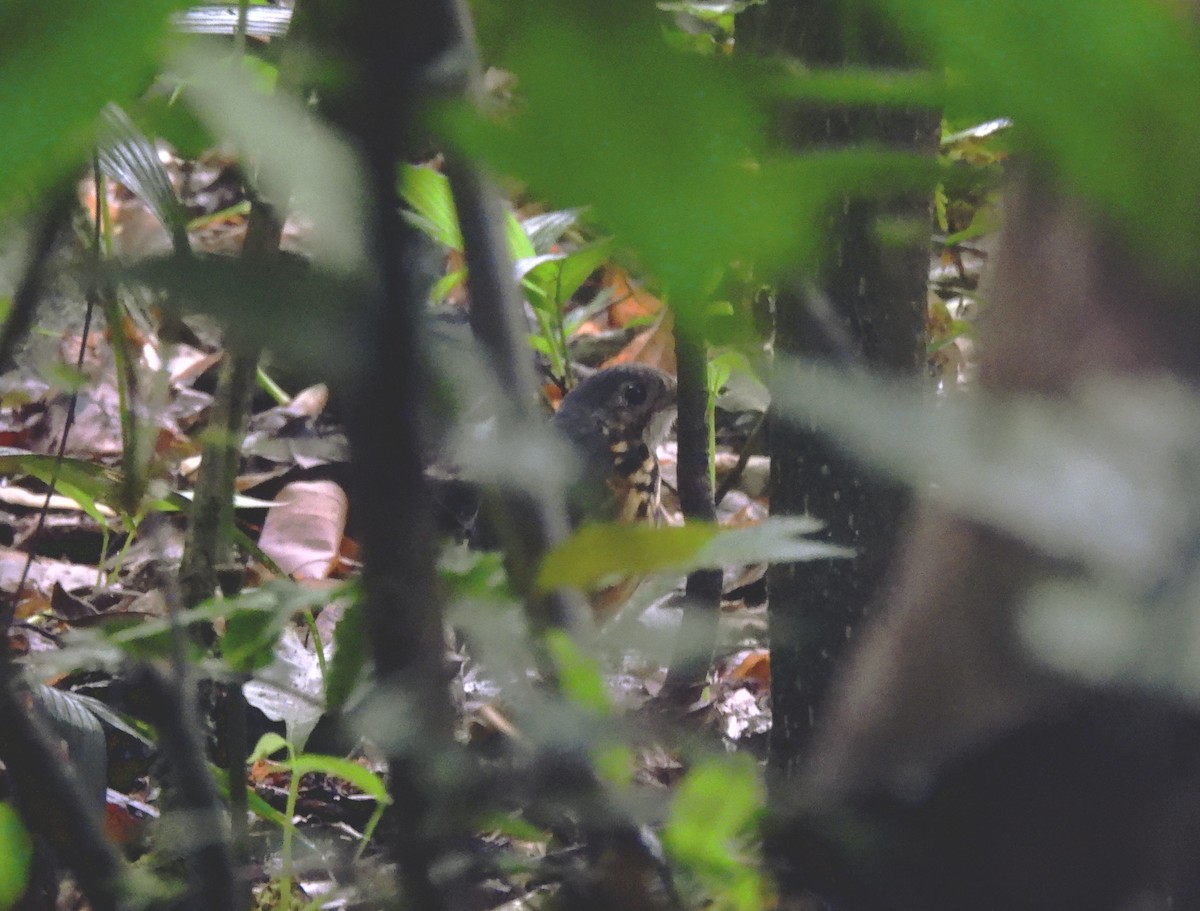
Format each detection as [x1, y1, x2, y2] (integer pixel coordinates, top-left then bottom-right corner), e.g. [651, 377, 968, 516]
[785, 172, 1200, 910]
[804, 171, 1200, 801]
[738, 1, 936, 780]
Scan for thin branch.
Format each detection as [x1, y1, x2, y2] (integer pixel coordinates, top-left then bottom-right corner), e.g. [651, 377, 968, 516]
[663, 327, 722, 697]
[331, 19, 463, 911]
[446, 160, 592, 635]
[714, 409, 767, 507]
[177, 199, 280, 610]
[0, 187, 75, 376]
[4, 236, 99, 636]
[438, 7, 686, 909]
[128, 655, 239, 911]
[353, 150, 459, 911]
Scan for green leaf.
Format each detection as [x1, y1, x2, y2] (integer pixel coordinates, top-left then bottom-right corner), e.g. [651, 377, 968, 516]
[888, 0, 1200, 279]
[221, 606, 289, 673]
[131, 93, 215, 160]
[0, 447, 124, 523]
[439, 547, 513, 600]
[245, 789, 289, 827]
[117, 254, 359, 367]
[178, 47, 369, 275]
[399, 163, 535, 261]
[0, 0, 179, 217]
[284, 754, 390, 804]
[325, 595, 366, 711]
[537, 517, 851, 591]
[0, 803, 32, 910]
[760, 63, 945, 108]
[524, 239, 614, 308]
[45, 687, 155, 747]
[431, 268, 466, 303]
[505, 205, 537, 261]
[240, 54, 278, 95]
[97, 103, 190, 246]
[171, 5, 293, 38]
[663, 755, 764, 911]
[211, 763, 290, 827]
[771, 360, 1195, 586]
[97, 580, 341, 670]
[33, 685, 107, 810]
[522, 208, 582, 254]
[475, 812, 551, 844]
[248, 732, 290, 764]
[543, 630, 611, 716]
[434, 0, 934, 323]
[538, 523, 718, 590]
[399, 164, 463, 250]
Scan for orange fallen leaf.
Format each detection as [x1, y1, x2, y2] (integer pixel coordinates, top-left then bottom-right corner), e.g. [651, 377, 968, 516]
[605, 266, 664, 327]
[727, 649, 770, 686]
[334, 535, 361, 577]
[544, 382, 565, 409]
[104, 801, 144, 847]
[603, 310, 676, 374]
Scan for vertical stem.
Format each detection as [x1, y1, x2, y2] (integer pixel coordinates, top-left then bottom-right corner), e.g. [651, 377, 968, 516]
[446, 160, 590, 635]
[663, 326, 723, 696]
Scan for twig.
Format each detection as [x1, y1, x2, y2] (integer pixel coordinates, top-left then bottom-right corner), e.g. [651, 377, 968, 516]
[438, 7, 685, 909]
[4, 177, 100, 635]
[0, 187, 75, 376]
[177, 199, 279, 610]
[316, 7, 466, 908]
[174, 197, 279, 911]
[429, 0, 589, 637]
[128, 654, 240, 911]
[447, 160, 592, 635]
[662, 327, 722, 697]
[714, 409, 767, 507]
[353, 156, 459, 911]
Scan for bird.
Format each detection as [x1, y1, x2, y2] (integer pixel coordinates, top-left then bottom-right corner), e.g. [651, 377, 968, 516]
[552, 364, 677, 526]
[551, 364, 677, 621]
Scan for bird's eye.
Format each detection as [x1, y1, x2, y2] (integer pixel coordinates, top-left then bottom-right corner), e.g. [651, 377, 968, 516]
[622, 381, 647, 406]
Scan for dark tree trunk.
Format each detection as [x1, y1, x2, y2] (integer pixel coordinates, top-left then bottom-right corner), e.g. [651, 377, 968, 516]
[738, 1, 936, 783]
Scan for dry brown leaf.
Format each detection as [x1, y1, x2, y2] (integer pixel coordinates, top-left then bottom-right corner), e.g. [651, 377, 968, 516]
[334, 535, 361, 577]
[104, 801, 146, 847]
[543, 381, 565, 410]
[602, 310, 677, 374]
[257, 480, 348, 580]
[726, 648, 770, 685]
[13, 591, 52, 623]
[605, 266, 664, 327]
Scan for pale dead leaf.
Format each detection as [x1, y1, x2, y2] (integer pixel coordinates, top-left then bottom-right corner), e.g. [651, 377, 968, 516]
[0, 547, 96, 596]
[166, 346, 223, 386]
[0, 487, 116, 516]
[283, 384, 328, 419]
[257, 480, 348, 580]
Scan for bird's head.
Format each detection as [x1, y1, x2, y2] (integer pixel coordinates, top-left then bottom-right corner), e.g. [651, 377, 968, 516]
[552, 364, 677, 455]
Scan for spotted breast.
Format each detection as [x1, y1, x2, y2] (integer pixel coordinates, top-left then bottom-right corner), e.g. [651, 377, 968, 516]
[552, 364, 677, 528]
